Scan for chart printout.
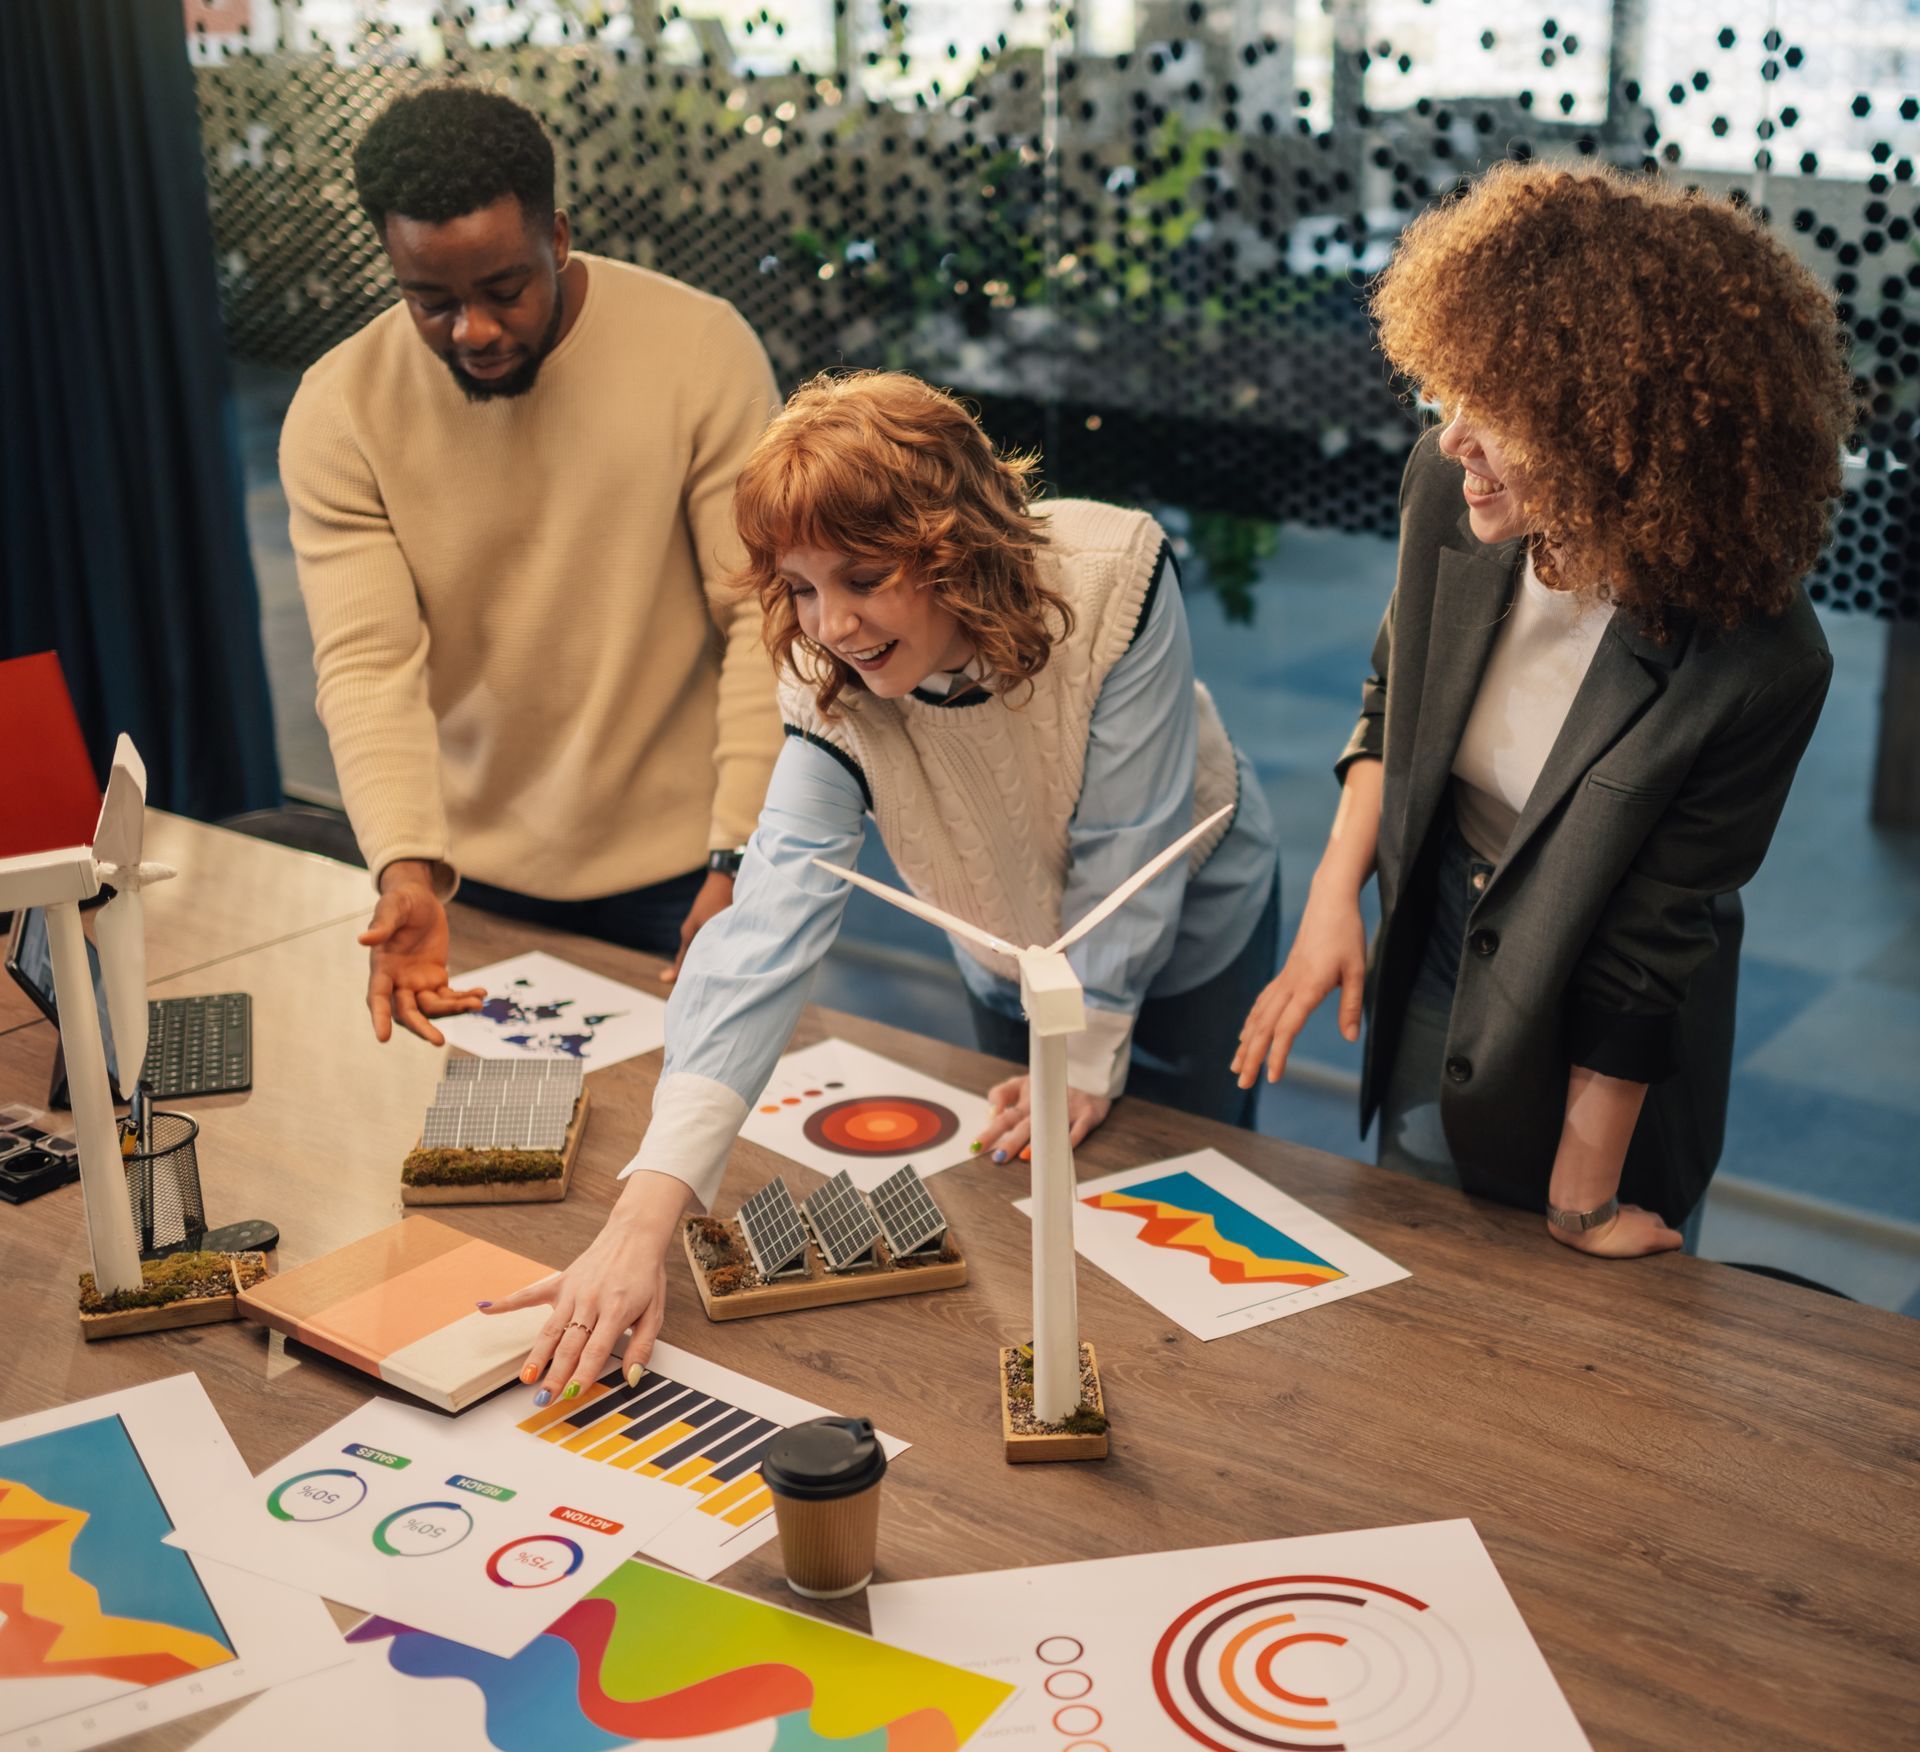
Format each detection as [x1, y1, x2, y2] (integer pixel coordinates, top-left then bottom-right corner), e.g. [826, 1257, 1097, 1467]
[165, 1400, 689, 1659]
[457, 1340, 908, 1581]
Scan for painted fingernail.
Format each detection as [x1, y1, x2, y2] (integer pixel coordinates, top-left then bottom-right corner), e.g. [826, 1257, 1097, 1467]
[992, 1149, 1008, 1163]
[1020, 1146, 1032, 1162]
[475, 1300, 493, 1309]
[533, 1389, 552, 1408]
[626, 1363, 644, 1389]
[969, 1140, 982, 1154]
[519, 1365, 538, 1385]
[562, 1382, 582, 1400]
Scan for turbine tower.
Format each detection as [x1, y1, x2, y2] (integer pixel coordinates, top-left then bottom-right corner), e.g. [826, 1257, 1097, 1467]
[818, 804, 1230, 1424]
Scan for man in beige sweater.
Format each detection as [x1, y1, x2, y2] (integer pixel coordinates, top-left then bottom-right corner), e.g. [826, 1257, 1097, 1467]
[282, 87, 782, 1044]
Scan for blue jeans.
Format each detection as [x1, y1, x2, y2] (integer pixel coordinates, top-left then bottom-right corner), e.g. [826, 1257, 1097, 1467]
[1376, 818, 1703, 1251]
[965, 877, 1281, 1130]
[456, 866, 707, 959]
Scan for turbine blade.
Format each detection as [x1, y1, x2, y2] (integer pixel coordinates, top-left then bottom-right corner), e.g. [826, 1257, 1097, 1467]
[94, 887, 149, 1094]
[1047, 804, 1235, 954]
[812, 859, 1021, 959]
[93, 735, 148, 872]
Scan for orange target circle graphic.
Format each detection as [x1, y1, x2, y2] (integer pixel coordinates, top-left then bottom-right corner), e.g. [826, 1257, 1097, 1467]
[801, 1095, 959, 1156]
[1151, 1574, 1473, 1751]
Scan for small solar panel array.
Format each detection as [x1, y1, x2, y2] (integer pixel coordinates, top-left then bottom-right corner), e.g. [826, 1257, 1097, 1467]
[803, 1171, 880, 1271]
[736, 1165, 950, 1280]
[869, 1165, 949, 1258]
[737, 1177, 810, 1280]
[421, 1058, 583, 1151]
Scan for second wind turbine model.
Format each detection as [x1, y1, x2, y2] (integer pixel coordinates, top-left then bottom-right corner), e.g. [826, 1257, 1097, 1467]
[817, 804, 1232, 1449]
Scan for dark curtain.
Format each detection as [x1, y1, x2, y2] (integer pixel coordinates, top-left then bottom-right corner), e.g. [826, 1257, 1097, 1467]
[0, 0, 280, 817]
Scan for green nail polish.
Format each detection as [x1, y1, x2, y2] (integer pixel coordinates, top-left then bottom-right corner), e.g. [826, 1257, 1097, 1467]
[562, 1382, 581, 1400]
[969, 1140, 982, 1154]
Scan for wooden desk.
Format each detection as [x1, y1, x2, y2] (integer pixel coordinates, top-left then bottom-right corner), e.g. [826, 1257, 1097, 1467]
[1, 817, 1915, 1751]
[0, 809, 371, 1040]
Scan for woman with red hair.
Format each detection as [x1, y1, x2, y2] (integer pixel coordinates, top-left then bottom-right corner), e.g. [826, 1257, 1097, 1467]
[1236, 161, 1853, 1258]
[488, 370, 1278, 1396]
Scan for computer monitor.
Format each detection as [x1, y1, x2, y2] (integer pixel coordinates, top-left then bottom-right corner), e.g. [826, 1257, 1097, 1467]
[4, 906, 125, 1101]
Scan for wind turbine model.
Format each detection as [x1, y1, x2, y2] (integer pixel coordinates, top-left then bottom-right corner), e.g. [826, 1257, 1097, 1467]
[0, 735, 173, 1296]
[818, 804, 1232, 1433]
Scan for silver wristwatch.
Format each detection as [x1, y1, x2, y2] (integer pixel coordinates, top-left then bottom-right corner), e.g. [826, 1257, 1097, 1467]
[1545, 1195, 1620, 1234]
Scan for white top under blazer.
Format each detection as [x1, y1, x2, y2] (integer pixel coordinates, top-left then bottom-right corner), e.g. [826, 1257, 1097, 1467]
[1451, 550, 1613, 861]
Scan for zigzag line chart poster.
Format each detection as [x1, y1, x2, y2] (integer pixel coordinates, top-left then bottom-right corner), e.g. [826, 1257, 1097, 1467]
[1017, 1149, 1409, 1340]
[0, 1375, 340, 1752]
[870, 1521, 1589, 1751]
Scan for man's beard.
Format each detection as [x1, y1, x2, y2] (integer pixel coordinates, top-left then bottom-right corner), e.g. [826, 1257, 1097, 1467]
[444, 288, 565, 403]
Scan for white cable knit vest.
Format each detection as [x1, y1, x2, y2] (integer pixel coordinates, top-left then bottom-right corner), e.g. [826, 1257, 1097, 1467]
[779, 499, 1240, 986]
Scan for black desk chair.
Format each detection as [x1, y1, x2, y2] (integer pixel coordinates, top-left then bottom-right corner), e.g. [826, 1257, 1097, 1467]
[219, 805, 364, 869]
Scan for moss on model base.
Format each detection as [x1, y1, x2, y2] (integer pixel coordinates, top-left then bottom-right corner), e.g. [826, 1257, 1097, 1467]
[401, 1147, 565, 1187]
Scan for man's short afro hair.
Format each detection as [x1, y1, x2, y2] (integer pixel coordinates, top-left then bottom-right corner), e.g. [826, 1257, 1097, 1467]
[353, 86, 555, 234]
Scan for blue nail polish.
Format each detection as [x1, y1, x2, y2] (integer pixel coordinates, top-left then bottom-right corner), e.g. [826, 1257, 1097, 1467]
[992, 1149, 1008, 1163]
[533, 1389, 552, 1408]
[475, 1300, 493, 1309]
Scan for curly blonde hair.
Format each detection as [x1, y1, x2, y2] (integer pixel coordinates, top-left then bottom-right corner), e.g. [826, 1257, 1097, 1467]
[1370, 160, 1855, 637]
[734, 371, 1071, 716]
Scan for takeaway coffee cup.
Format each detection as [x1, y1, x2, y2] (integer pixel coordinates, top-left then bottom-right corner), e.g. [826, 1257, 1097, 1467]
[762, 1416, 888, 1599]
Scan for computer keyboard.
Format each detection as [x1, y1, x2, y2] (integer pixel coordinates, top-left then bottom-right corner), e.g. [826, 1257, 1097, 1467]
[143, 992, 252, 1099]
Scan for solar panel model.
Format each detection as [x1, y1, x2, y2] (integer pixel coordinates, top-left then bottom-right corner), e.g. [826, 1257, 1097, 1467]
[401, 1057, 591, 1206]
[869, 1164, 949, 1258]
[802, 1170, 881, 1271]
[737, 1178, 810, 1280]
[682, 1160, 967, 1321]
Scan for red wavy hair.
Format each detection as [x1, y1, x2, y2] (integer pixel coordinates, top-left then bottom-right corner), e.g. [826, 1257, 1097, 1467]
[734, 371, 1070, 715]
[1371, 160, 1855, 637]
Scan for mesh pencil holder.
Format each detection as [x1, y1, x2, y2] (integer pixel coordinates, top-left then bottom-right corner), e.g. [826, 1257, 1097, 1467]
[118, 1111, 207, 1257]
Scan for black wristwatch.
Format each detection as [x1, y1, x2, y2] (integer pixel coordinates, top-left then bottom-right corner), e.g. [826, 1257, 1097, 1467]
[707, 846, 746, 878]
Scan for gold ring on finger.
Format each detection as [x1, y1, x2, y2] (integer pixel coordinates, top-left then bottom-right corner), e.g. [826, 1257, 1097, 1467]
[565, 1320, 593, 1333]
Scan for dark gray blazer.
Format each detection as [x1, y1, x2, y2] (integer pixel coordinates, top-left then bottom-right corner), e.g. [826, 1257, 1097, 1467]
[1341, 433, 1831, 1220]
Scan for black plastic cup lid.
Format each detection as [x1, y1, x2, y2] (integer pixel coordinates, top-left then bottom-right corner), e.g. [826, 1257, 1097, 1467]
[762, 1416, 887, 1500]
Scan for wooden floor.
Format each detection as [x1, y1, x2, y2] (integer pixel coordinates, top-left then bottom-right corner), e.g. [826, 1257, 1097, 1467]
[1, 814, 1916, 1750]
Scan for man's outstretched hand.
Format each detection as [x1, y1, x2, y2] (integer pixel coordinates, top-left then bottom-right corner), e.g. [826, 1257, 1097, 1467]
[360, 861, 485, 1045]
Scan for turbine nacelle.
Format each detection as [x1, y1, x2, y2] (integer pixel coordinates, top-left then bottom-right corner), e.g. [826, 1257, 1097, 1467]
[1017, 948, 1084, 1038]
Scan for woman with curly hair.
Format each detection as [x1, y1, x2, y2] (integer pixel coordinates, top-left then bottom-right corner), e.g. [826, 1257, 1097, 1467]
[490, 370, 1278, 1395]
[1235, 159, 1853, 1258]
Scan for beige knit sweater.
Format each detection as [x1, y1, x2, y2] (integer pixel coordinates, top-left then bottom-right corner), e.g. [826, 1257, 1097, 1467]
[782, 499, 1239, 991]
[281, 254, 783, 899]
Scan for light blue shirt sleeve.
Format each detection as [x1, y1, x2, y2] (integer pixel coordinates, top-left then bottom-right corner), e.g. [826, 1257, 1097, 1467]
[1054, 563, 1200, 1090]
[624, 734, 868, 1207]
[664, 733, 866, 1099]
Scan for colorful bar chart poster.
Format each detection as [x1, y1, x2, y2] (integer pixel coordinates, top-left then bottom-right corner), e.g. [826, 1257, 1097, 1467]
[870, 1519, 1589, 1752]
[457, 1339, 908, 1580]
[1017, 1148, 1410, 1340]
[727, 1037, 992, 1190]
[438, 950, 667, 1069]
[0, 1375, 339, 1752]
[198, 1558, 1013, 1752]
[165, 1401, 688, 1659]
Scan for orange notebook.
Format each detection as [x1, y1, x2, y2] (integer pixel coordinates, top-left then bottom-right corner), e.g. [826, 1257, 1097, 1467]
[239, 1218, 553, 1412]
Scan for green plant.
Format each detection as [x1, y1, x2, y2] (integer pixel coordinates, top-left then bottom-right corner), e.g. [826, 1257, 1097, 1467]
[1184, 510, 1280, 623]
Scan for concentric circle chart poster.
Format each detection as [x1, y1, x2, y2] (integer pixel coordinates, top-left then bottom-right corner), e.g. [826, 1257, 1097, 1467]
[732, 1038, 993, 1191]
[868, 1520, 1590, 1751]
